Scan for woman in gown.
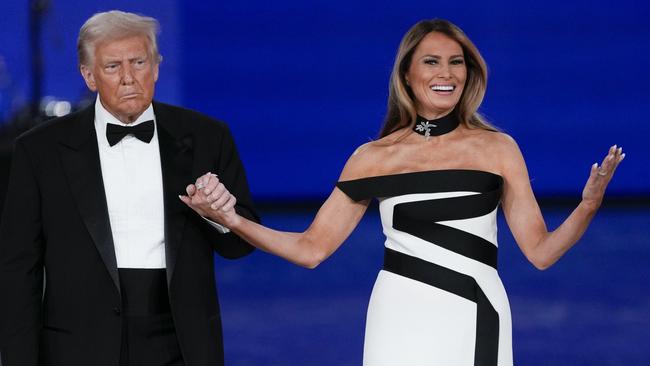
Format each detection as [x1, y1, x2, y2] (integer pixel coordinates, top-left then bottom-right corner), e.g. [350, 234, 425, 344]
[180, 19, 624, 366]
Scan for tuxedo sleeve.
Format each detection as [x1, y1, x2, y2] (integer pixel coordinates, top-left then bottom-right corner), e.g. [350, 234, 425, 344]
[210, 125, 259, 258]
[0, 139, 44, 366]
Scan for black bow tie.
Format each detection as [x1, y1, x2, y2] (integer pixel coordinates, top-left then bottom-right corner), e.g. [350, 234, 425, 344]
[106, 120, 155, 146]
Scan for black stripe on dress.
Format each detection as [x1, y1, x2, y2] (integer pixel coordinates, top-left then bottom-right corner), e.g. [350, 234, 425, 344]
[392, 188, 501, 269]
[336, 169, 502, 202]
[383, 248, 499, 366]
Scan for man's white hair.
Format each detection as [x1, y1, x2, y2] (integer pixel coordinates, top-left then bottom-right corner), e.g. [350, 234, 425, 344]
[77, 10, 161, 66]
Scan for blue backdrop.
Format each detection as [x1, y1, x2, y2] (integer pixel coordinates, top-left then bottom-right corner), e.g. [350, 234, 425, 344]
[1, 2, 648, 365]
[0, 0, 648, 199]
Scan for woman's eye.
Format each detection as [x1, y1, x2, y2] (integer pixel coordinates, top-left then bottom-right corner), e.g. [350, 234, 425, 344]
[451, 59, 465, 65]
[424, 59, 438, 65]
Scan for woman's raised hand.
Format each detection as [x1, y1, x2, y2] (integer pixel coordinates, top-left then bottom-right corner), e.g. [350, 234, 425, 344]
[582, 145, 625, 209]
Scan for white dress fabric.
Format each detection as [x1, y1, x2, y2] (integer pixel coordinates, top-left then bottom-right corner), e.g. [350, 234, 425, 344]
[337, 169, 513, 366]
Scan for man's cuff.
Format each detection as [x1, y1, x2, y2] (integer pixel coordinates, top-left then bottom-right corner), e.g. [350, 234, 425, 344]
[202, 216, 230, 234]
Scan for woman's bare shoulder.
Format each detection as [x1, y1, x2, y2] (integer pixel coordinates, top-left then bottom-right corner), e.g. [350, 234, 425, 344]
[465, 128, 520, 153]
[481, 131, 527, 177]
[339, 130, 408, 181]
[490, 131, 522, 157]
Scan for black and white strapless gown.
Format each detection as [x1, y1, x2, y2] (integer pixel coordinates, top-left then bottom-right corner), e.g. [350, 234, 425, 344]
[337, 169, 512, 366]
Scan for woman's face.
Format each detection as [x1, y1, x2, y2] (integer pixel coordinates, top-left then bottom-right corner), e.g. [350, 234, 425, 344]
[405, 32, 467, 119]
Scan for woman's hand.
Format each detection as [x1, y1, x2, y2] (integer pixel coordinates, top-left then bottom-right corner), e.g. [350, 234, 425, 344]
[582, 145, 625, 210]
[179, 172, 241, 228]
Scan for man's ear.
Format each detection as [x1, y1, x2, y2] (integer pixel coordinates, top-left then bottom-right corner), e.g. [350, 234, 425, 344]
[153, 61, 159, 83]
[80, 64, 97, 92]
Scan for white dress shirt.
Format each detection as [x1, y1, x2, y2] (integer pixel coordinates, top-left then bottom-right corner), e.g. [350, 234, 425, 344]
[94, 97, 167, 268]
[94, 98, 229, 268]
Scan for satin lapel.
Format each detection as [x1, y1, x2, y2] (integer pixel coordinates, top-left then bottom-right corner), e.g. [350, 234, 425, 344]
[58, 106, 120, 294]
[154, 103, 193, 286]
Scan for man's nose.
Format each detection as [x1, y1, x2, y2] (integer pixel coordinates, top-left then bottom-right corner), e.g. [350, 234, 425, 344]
[120, 64, 135, 84]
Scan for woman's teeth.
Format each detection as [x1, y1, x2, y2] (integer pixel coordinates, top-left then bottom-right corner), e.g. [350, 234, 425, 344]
[431, 85, 455, 92]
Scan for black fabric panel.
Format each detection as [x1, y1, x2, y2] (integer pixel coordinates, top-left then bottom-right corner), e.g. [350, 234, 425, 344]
[394, 217, 498, 268]
[475, 286, 500, 366]
[383, 248, 476, 301]
[393, 188, 501, 223]
[392, 187, 501, 269]
[336, 169, 502, 202]
[118, 268, 183, 366]
[119, 268, 170, 316]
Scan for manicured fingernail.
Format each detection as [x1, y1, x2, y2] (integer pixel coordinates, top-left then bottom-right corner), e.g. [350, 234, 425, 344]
[620, 153, 626, 159]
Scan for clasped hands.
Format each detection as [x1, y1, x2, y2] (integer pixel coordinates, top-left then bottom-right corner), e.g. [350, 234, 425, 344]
[179, 172, 240, 228]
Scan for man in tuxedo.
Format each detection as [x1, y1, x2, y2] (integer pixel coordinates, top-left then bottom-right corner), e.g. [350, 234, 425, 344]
[0, 10, 257, 366]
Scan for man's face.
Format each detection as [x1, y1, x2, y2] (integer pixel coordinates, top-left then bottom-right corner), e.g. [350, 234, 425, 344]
[80, 35, 159, 124]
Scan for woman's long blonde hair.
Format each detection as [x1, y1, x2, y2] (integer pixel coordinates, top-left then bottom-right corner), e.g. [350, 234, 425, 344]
[380, 19, 498, 137]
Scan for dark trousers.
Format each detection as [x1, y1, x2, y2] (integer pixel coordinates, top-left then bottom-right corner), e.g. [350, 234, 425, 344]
[118, 269, 183, 366]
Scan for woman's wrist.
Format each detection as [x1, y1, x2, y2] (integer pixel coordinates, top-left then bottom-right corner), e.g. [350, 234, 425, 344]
[222, 211, 243, 230]
[578, 198, 601, 214]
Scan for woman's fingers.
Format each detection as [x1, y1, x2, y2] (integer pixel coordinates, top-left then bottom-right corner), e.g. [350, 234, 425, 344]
[184, 172, 238, 215]
[206, 183, 227, 203]
[195, 172, 218, 191]
[582, 145, 625, 204]
[210, 192, 231, 211]
[595, 145, 625, 180]
[221, 195, 237, 212]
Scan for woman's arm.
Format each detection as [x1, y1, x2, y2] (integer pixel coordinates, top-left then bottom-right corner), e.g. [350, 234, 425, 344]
[225, 187, 367, 268]
[180, 152, 372, 269]
[499, 136, 624, 270]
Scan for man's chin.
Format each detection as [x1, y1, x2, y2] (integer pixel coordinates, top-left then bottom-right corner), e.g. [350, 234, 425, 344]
[121, 99, 151, 112]
[113, 106, 148, 123]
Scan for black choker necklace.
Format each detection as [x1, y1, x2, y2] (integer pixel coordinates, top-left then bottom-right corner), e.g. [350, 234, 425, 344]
[413, 113, 459, 140]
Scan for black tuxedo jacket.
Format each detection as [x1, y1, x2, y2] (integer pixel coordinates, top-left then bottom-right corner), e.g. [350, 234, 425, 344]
[0, 101, 258, 366]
